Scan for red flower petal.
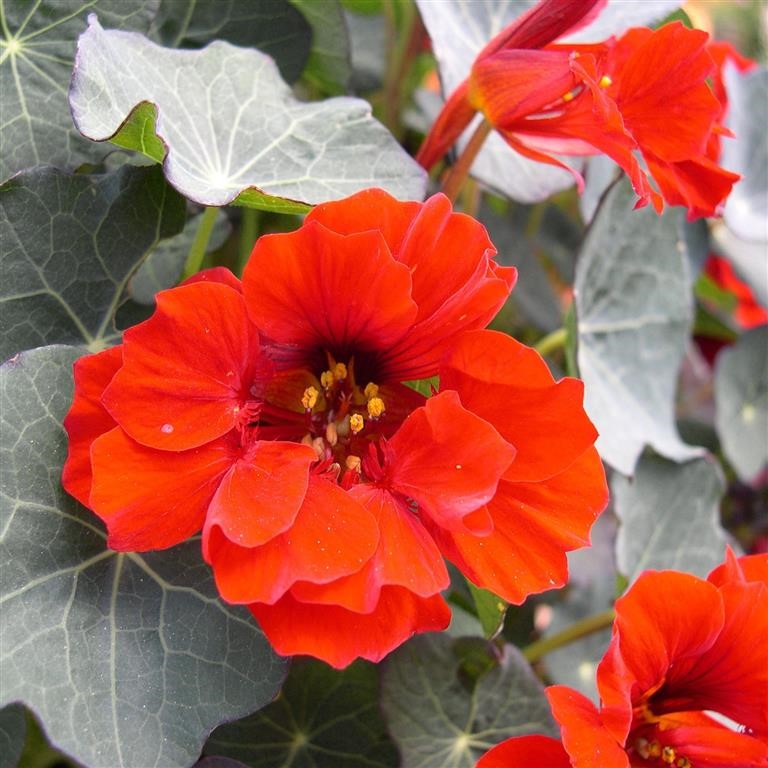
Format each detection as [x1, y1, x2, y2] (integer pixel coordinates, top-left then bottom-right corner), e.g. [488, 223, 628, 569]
[205, 476, 379, 604]
[180, 266, 243, 292]
[385, 390, 516, 530]
[203, 441, 315, 547]
[249, 586, 451, 668]
[546, 685, 629, 768]
[476, 735, 573, 768]
[290, 485, 449, 612]
[611, 24, 719, 162]
[441, 330, 599, 482]
[62, 346, 122, 506]
[596, 571, 725, 742]
[708, 550, 768, 587]
[243, 220, 417, 362]
[470, 49, 578, 128]
[102, 282, 265, 451]
[431, 447, 606, 603]
[89, 427, 232, 550]
[663, 719, 768, 767]
[658, 579, 768, 737]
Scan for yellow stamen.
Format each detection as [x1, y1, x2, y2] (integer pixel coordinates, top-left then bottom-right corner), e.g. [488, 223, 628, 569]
[648, 741, 662, 759]
[635, 738, 651, 760]
[367, 397, 385, 419]
[599, 75, 613, 88]
[345, 455, 361, 472]
[320, 370, 334, 390]
[676, 758, 691, 768]
[311, 437, 326, 460]
[350, 413, 364, 434]
[364, 382, 379, 399]
[333, 362, 347, 381]
[325, 421, 338, 446]
[662, 747, 676, 765]
[562, 90, 576, 102]
[301, 386, 319, 410]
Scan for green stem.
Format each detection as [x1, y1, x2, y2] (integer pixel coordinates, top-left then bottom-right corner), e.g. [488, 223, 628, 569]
[523, 608, 615, 664]
[182, 206, 219, 280]
[239, 207, 258, 272]
[441, 119, 493, 203]
[534, 327, 567, 358]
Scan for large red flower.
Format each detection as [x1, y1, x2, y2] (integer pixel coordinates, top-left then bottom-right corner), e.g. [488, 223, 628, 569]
[477, 551, 768, 768]
[418, 0, 741, 219]
[63, 189, 606, 667]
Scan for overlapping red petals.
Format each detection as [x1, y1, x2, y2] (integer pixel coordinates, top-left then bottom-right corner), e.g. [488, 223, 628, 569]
[476, 551, 768, 768]
[419, 0, 741, 219]
[62, 189, 606, 667]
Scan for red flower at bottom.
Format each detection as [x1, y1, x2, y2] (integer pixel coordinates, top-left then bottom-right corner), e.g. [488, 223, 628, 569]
[477, 551, 768, 768]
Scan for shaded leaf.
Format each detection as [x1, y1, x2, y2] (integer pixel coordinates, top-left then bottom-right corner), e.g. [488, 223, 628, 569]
[714, 326, 768, 482]
[150, 0, 311, 83]
[205, 659, 398, 767]
[542, 512, 617, 702]
[613, 453, 728, 581]
[70, 17, 426, 212]
[415, 0, 680, 203]
[0, 165, 185, 361]
[128, 209, 231, 305]
[291, 0, 352, 94]
[0, 0, 157, 181]
[194, 759, 251, 768]
[722, 64, 768, 246]
[467, 583, 506, 640]
[0, 704, 25, 768]
[381, 634, 554, 768]
[0, 346, 287, 768]
[575, 178, 701, 474]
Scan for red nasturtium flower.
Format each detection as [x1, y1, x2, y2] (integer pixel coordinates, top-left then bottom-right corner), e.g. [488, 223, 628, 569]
[62, 189, 607, 668]
[417, 0, 741, 219]
[477, 551, 768, 768]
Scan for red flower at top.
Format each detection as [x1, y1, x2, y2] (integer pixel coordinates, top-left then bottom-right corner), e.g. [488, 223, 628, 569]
[477, 551, 768, 768]
[62, 189, 607, 668]
[418, 0, 741, 219]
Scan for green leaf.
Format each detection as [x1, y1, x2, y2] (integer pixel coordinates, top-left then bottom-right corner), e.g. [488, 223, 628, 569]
[291, 0, 352, 94]
[714, 326, 768, 481]
[0, 0, 157, 181]
[0, 345, 287, 768]
[613, 453, 728, 582]
[467, 583, 506, 640]
[0, 165, 186, 361]
[150, 0, 311, 83]
[403, 376, 438, 397]
[205, 659, 399, 767]
[0, 704, 25, 768]
[381, 634, 555, 767]
[575, 178, 701, 475]
[128, 209, 231, 305]
[69, 16, 426, 211]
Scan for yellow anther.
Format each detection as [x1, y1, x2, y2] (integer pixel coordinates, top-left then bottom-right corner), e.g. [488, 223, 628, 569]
[367, 396, 385, 419]
[676, 758, 691, 768]
[364, 382, 379, 400]
[325, 421, 338, 446]
[662, 747, 676, 765]
[562, 90, 576, 102]
[345, 455, 362, 472]
[648, 741, 662, 759]
[311, 437, 326, 460]
[301, 386, 319, 410]
[333, 362, 348, 381]
[599, 75, 613, 88]
[320, 370, 334, 390]
[350, 414, 364, 434]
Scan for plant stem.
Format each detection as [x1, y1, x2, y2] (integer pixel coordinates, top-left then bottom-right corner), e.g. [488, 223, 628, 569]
[381, 0, 418, 136]
[534, 327, 567, 358]
[441, 119, 493, 203]
[239, 207, 258, 273]
[522, 608, 615, 664]
[182, 206, 219, 280]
